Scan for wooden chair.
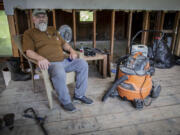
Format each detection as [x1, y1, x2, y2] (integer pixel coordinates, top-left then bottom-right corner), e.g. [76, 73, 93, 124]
[13, 35, 77, 109]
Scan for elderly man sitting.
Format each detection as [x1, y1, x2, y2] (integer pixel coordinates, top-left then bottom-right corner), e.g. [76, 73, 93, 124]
[23, 9, 93, 112]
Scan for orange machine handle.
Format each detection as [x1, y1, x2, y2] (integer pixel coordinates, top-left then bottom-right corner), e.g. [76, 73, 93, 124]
[133, 52, 142, 59]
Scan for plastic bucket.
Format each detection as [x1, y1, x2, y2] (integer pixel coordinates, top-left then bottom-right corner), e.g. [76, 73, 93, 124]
[2, 67, 11, 86]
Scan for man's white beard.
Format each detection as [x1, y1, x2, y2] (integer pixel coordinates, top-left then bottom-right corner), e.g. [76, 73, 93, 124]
[36, 22, 47, 32]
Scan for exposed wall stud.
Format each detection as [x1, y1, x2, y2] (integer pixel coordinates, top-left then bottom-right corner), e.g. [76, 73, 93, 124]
[93, 10, 96, 48]
[127, 11, 133, 53]
[141, 11, 150, 45]
[73, 9, 77, 48]
[110, 10, 115, 61]
[7, 15, 19, 57]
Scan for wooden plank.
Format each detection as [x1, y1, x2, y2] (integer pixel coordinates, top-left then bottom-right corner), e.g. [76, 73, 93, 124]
[103, 54, 107, 78]
[98, 60, 102, 75]
[81, 53, 107, 61]
[29, 9, 34, 28]
[15, 104, 180, 135]
[122, 12, 126, 38]
[0, 69, 180, 135]
[93, 10, 96, 48]
[1, 89, 180, 123]
[26, 10, 31, 29]
[93, 105, 180, 132]
[52, 9, 56, 29]
[141, 11, 150, 45]
[2, 114, 180, 135]
[14, 9, 19, 35]
[7, 15, 19, 57]
[162, 29, 174, 33]
[59, 93, 180, 120]
[127, 11, 133, 53]
[27, 9, 34, 29]
[1, 73, 180, 97]
[159, 11, 165, 31]
[110, 10, 115, 61]
[73, 9, 77, 48]
[82, 118, 180, 135]
[0, 61, 180, 135]
[14, 9, 25, 69]
[154, 11, 165, 37]
[171, 11, 180, 53]
[1, 66, 179, 107]
[1, 86, 179, 117]
[5, 117, 180, 135]
[174, 22, 180, 56]
[107, 53, 111, 77]
[1, 66, 179, 98]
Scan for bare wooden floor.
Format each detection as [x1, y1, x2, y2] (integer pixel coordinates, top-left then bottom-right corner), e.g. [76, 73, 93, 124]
[0, 65, 180, 135]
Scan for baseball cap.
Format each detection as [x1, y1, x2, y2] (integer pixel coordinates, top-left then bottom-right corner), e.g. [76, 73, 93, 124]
[32, 9, 47, 16]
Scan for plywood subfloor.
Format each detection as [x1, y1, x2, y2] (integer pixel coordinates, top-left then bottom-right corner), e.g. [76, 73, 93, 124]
[0, 65, 180, 135]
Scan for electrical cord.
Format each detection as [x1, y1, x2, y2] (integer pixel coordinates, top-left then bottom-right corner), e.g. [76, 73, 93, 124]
[139, 75, 152, 106]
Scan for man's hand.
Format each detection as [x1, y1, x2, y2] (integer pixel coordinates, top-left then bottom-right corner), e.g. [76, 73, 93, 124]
[63, 43, 78, 60]
[69, 50, 78, 60]
[37, 57, 50, 70]
[26, 50, 51, 70]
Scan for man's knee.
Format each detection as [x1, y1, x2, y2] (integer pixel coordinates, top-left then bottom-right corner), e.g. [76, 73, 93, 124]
[49, 64, 66, 79]
[78, 59, 88, 70]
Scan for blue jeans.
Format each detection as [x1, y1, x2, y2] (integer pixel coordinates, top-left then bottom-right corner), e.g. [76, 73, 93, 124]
[48, 58, 88, 105]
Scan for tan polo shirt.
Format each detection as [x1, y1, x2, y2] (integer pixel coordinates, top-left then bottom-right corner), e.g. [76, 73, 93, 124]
[23, 26, 66, 62]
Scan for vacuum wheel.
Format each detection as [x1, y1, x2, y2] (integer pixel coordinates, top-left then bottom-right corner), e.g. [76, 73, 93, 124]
[132, 99, 144, 109]
[144, 96, 152, 106]
[151, 84, 161, 98]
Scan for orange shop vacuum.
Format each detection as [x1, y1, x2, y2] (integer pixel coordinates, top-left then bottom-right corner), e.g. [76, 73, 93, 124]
[102, 30, 162, 109]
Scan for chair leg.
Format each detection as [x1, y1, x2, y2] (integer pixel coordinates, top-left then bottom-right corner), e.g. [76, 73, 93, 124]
[28, 60, 36, 92]
[41, 69, 53, 109]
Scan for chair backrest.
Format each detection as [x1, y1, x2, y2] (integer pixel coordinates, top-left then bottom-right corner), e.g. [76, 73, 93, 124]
[13, 35, 36, 64]
[13, 35, 27, 58]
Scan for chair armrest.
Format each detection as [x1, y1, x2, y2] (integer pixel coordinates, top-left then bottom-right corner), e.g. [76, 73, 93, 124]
[26, 57, 38, 65]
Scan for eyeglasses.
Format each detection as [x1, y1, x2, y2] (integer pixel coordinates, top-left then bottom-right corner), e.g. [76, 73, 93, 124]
[35, 14, 47, 19]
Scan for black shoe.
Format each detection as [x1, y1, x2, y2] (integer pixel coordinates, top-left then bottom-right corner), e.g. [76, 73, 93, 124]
[3, 113, 15, 130]
[62, 103, 76, 112]
[73, 96, 93, 104]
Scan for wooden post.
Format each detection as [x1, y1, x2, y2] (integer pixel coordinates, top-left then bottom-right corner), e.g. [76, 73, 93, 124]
[154, 11, 165, 37]
[141, 11, 150, 45]
[7, 16, 19, 57]
[29, 9, 34, 28]
[122, 12, 126, 38]
[14, 10, 19, 35]
[103, 55, 107, 78]
[160, 11, 165, 31]
[152, 11, 165, 41]
[26, 10, 31, 29]
[171, 11, 180, 53]
[174, 24, 180, 56]
[14, 9, 24, 68]
[110, 10, 115, 61]
[52, 9, 56, 29]
[73, 9, 77, 48]
[127, 11, 133, 54]
[93, 10, 96, 48]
